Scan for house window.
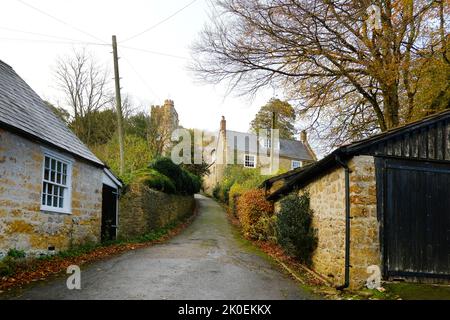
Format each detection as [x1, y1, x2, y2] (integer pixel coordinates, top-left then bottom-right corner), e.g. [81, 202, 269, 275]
[41, 151, 73, 214]
[244, 154, 256, 168]
[291, 160, 302, 170]
[264, 138, 271, 149]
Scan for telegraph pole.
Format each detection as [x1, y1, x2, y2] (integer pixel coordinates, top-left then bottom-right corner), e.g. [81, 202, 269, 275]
[112, 35, 125, 175]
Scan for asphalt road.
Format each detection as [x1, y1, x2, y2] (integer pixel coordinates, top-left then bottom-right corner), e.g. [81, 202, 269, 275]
[3, 194, 315, 300]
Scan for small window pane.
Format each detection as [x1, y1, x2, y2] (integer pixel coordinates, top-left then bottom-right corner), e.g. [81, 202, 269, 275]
[42, 155, 70, 211]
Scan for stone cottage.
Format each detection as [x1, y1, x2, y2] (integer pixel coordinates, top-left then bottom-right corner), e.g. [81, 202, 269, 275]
[263, 110, 450, 289]
[0, 60, 121, 258]
[204, 116, 317, 193]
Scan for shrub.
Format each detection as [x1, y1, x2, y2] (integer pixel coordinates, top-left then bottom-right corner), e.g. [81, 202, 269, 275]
[0, 249, 28, 276]
[276, 193, 318, 266]
[236, 189, 274, 239]
[212, 184, 221, 200]
[134, 169, 176, 194]
[228, 183, 246, 216]
[146, 158, 201, 195]
[7, 248, 26, 259]
[252, 214, 278, 242]
[149, 157, 183, 186]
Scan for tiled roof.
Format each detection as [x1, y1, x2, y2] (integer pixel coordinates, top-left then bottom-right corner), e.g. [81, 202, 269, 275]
[226, 130, 315, 161]
[0, 60, 103, 166]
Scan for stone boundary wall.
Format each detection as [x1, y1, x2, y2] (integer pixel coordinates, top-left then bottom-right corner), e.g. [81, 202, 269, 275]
[118, 183, 196, 239]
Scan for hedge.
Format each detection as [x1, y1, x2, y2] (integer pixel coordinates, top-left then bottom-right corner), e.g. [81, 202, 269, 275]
[146, 157, 201, 195]
[236, 189, 274, 239]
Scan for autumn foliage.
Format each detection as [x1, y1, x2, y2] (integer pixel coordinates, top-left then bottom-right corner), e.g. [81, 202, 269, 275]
[236, 189, 274, 239]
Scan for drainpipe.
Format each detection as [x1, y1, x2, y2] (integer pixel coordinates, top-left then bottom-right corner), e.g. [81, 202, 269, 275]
[335, 154, 351, 290]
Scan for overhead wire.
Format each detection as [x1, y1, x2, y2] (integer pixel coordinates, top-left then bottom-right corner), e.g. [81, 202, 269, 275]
[120, 0, 199, 43]
[16, 0, 107, 44]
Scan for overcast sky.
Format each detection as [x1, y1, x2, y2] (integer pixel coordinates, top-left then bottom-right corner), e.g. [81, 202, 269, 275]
[1, 0, 280, 133]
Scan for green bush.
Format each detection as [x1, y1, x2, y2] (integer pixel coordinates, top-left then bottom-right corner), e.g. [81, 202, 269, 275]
[253, 214, 278, 242]
[134, 168, 176, 194]
[0, 257, 15, 276]
[276, 193, 318, 266]
[236, 189, 274, 239]
[216, 165, 274, 204]
[0, 249, 28, 276]
[212, 184, 221, 200]
[7, 248, 26, 259]
[148, 157, 200, 195]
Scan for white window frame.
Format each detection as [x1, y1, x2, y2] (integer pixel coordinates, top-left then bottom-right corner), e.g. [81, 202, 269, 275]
[291, 160, 303, 170]
[40, 148, 74, 214]
[263, 138, 271, 149]
[244, 154, 257, 168]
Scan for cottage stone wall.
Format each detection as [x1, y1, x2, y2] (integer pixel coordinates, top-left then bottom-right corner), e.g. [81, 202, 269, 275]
[118, 183, 196, 239]
[297, 166, 347, 285]
[347, 155, 381, 288]
[0, 129, 103, 257]
[275, 155, 380, 289]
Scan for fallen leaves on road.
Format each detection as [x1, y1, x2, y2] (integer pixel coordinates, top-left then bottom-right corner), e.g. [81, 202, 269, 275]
[0, 213, 197, 292]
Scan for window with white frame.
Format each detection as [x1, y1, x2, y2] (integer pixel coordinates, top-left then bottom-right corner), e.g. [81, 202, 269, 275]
[291, 160, 302, 170]
[41, 152, 72, 213]
[263, 138, 271, 149]
[244, 154, 256, 168]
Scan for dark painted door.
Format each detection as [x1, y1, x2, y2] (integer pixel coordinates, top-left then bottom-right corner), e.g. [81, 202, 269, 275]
[383, 159, 450, 278]
[101, 184, 118, 242]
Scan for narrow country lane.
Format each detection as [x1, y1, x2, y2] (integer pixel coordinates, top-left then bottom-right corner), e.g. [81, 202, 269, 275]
[3, 195, 316, 300]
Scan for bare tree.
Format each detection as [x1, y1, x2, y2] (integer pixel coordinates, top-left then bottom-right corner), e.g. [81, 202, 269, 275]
[55, 49, 113, 145]
[192, 0, 449, 148]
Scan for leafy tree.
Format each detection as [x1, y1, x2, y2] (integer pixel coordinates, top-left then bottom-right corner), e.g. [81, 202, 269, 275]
[70, 109, 117, 146]
[90, 134, 152, 183]
[250, 99, 296, 139]
[126, 112, 150, 140]
[192, 0, 449, 147]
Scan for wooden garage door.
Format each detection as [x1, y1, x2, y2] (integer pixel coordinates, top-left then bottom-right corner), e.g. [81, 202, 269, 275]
[382, 159, 450, 279]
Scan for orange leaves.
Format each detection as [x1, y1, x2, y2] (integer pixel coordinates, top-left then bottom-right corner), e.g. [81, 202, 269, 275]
[236, 189, 274, 238]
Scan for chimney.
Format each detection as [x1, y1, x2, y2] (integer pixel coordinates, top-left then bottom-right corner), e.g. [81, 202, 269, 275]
[300, 130, 308, 144]
[220, 116, 226, 133]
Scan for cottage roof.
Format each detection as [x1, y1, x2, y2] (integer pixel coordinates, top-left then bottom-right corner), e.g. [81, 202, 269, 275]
[226, 130, 315, 161]
[0, 60, 103, 167]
